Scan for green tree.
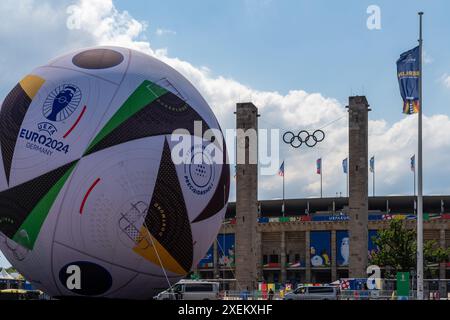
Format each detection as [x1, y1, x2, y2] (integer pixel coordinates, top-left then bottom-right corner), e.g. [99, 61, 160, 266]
[371, 219, 450, 278]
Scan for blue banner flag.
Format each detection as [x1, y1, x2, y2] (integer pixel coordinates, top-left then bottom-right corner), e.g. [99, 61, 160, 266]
[397, 46, 420, 114]
[342, 158, 348, 174]
[369, 156, 375, 173]
[411, 155, 415, 172]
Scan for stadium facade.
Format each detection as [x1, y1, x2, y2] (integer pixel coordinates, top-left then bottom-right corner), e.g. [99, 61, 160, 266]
[194, 196, 450, 286]
[194, 98, 450, 296]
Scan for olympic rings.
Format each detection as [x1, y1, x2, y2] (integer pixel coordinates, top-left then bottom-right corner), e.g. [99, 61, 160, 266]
[282, 129, 325, 148]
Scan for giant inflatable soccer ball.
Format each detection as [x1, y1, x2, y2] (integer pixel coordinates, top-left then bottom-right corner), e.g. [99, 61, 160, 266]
[0, 47, 229, 299]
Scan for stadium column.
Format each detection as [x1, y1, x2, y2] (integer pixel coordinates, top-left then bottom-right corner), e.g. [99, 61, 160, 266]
[213, 239, 219, 279]
[192, 264, 198, 277]
[439, 228, 446, 297]
[255, 228, 263, 284]
[331, 230, 337, 281]
[305, 230, 311, 282]
[347, 96, 370, 278]
[235, 102, 260, 291]
[280, 231, 286, 283]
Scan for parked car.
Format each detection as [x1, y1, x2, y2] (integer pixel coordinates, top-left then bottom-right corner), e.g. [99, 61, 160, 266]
[283, 285, 339, 300]
[154, 280, 220, 300]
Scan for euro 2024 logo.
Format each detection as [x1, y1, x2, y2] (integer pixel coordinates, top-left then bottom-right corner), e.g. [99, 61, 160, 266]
[43, 84, 82, 122]
[19, 84, 78, 156]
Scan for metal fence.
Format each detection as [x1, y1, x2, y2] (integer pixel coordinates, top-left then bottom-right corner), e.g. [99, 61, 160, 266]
[221, 291, 281, 300]
[220, 279, 450, 300]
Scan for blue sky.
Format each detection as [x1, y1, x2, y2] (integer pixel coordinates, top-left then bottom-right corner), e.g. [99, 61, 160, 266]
[1, 0, 450, 268]
[0, 0, 449, 198]
[115, 0, 450, 124]
[0, 0, 448, 198]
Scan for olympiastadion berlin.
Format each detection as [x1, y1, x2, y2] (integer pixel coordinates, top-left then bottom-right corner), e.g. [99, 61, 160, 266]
[192, 99, 450, 297]
[195, 196, 450, 286]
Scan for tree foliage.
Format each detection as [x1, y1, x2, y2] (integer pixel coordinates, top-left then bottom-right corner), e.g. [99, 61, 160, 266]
[371, 219, 450, 277]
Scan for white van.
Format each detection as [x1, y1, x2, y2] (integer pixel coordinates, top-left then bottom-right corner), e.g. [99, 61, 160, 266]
[283, 285, 339, 300]
[154, 280, 220, 300]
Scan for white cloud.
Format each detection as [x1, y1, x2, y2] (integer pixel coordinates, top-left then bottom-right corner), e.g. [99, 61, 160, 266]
[1, 0, 450, 207]
[155, 28, 176, 36]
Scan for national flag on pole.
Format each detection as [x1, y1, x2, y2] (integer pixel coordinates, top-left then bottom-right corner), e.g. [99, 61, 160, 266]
[411, 155, 415, 172]
[316, 158, 322, 174]
[342, 158, 348, 174]
[278, 161, 285, 177]
[370, 156, 375, 173]
[397, 46, 420, 114]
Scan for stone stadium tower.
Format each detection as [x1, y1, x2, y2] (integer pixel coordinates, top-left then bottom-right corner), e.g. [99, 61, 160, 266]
[234, 102, 261, 291]
[347, 96, 371, 278]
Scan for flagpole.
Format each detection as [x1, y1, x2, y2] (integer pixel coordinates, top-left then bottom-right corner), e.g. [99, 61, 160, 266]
[282, 162, 285, 217]
[417, 11, 424, 301]
[346, 167, 349, 198]
[320, 159, 323, 198]
[373, 160, 375, 197]
[414, 159, 416, 196]
[373, 168, 375, 197]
